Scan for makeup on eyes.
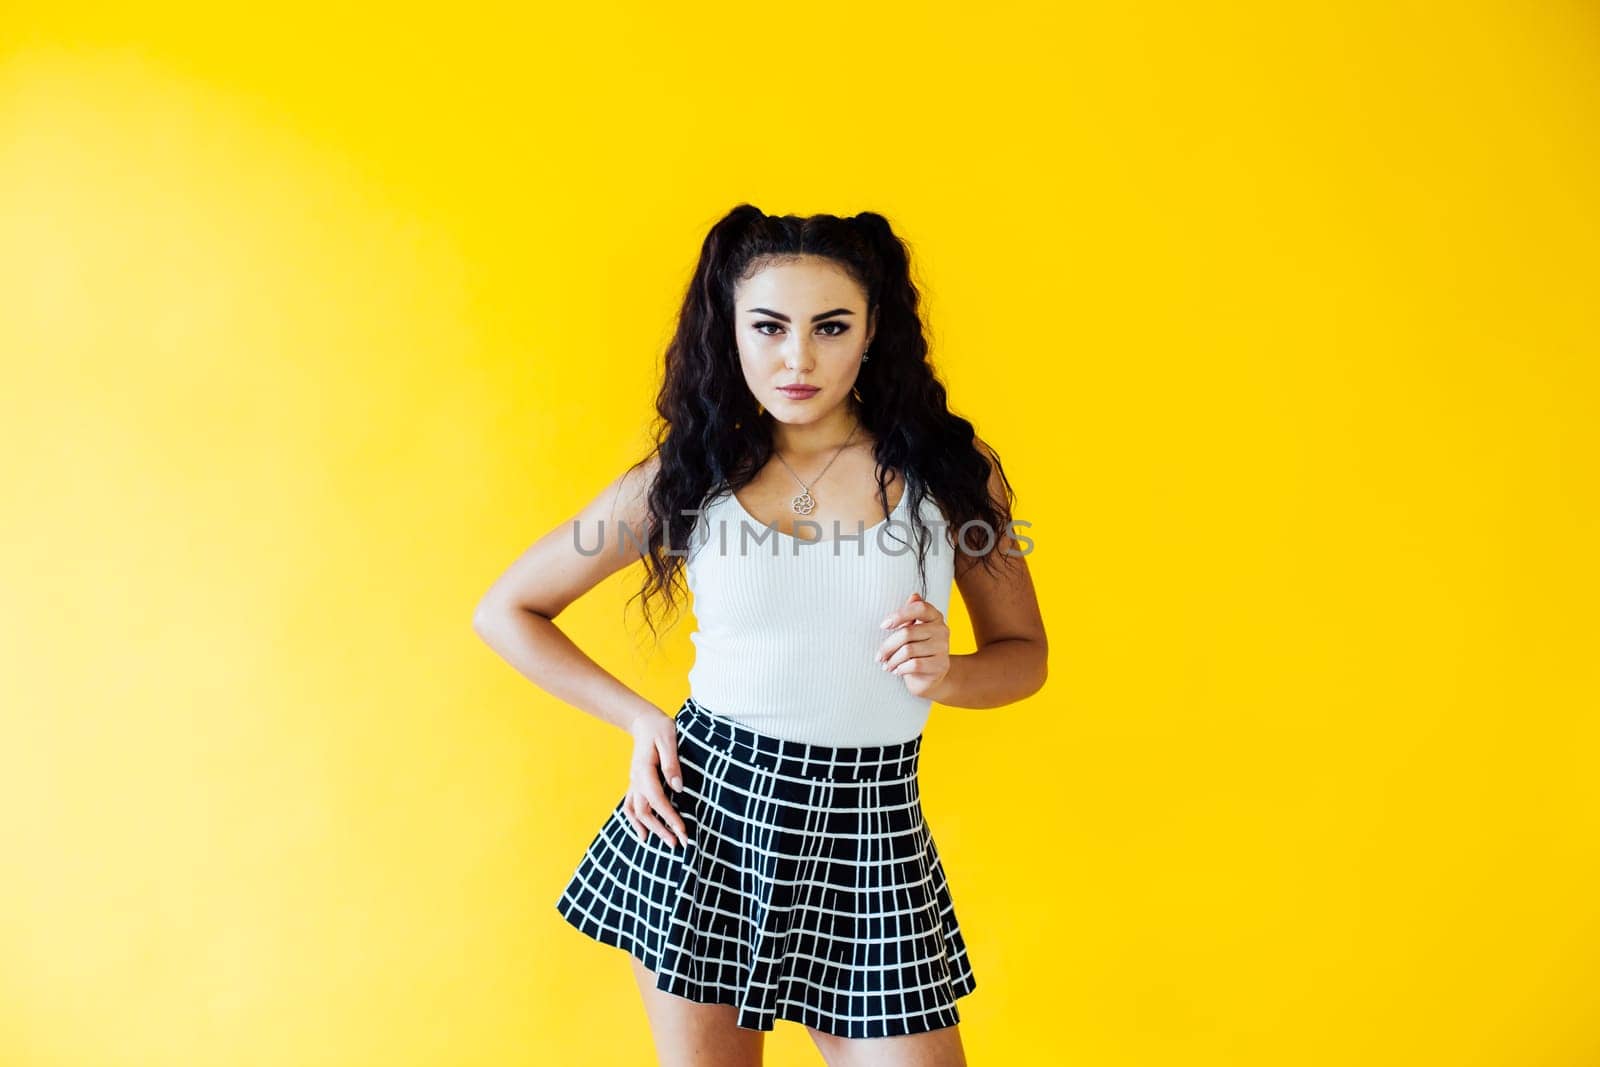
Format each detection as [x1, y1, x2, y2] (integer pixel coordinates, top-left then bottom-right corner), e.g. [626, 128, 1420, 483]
[754, 321, 849, 336]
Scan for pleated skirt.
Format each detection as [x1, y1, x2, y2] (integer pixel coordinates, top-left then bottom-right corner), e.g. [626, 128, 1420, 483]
[554, 695, 977, 1039]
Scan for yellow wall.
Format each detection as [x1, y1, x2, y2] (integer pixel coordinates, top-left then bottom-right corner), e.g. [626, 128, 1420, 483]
[2, 4, 1595, 1064]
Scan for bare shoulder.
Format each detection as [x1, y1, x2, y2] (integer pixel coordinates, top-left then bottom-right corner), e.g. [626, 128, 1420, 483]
[965, 433, 1016, 550]
[971, 434, 1004, 489]
[610, 449, 661, 531]
[473, 449, 662, 622]
[953, 432, 1044, 648]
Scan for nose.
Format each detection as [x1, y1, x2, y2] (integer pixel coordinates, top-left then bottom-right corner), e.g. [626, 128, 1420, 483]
[783, 335, 816, 373]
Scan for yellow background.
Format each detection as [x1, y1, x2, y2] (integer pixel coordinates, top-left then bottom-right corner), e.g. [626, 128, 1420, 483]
[3, 3, 1596, 1064]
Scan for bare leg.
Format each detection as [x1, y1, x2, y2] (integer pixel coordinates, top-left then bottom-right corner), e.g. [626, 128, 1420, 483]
[630, 955, 766, 1067]
[805, 1023, 967, 1067]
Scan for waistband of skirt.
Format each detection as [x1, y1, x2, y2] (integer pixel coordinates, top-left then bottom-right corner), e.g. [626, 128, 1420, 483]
[676, 696, 922, 781]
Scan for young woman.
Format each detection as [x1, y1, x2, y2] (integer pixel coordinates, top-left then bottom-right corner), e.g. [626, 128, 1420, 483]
[473, 206, 1047, 1066]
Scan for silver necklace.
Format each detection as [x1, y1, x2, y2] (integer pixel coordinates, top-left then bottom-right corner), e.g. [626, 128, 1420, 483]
[771, 422, 859, 515]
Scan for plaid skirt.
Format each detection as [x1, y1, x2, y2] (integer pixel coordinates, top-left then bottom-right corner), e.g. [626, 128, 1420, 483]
[554, 695, 977, 1039]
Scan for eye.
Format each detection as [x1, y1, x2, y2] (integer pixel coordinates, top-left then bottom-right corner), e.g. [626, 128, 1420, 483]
[753, 320, 850, 337]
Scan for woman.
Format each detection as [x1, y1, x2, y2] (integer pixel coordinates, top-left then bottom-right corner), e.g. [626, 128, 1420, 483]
[473, 205, 1047, 1066]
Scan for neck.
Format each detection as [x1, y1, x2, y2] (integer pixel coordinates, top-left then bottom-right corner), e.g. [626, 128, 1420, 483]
[770, 402, 863, 458]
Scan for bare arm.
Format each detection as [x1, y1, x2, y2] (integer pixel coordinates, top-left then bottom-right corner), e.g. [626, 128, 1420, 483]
[471, 452, 664, 735]
[924, 438, 1049, 708]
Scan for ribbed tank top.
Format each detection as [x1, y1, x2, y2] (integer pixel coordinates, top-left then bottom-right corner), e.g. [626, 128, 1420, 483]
[683, 483, 957, 747]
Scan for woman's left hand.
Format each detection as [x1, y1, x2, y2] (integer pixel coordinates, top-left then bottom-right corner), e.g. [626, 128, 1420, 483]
[876, 592, 951, 698]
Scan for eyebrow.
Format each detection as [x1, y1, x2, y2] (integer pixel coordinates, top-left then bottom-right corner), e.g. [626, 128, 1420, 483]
[744, 307, 855, 323]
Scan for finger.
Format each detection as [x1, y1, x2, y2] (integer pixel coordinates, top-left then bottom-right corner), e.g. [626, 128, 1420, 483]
[621, 805, 647, 843]
[652, 793, 690, 845]
[880, 595, 939, 631]
[879, 594, 920, 631]
[876, 626, 912, 664]
[655, 736, 685, 793]
[638, 781, 689, 845]
[892, 622, 949, 658]
[649, 799, 690, 847]
[878, 622, 939, 665]
[884, 641, 929, 671]
[893, 655, 939, 676]
[635, 804, 681, 847]
[880, 605, 920, 630]
[629, 794, 673, 846]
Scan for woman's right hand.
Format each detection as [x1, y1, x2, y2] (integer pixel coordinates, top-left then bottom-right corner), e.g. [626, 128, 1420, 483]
[623, 709, 690, 849]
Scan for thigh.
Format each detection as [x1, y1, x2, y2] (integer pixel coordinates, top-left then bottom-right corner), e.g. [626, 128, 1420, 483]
[805, 1023, 967, 1067]
[630, 955, 766, 1067]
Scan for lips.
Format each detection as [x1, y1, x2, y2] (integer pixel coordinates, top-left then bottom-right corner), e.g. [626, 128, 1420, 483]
[777, 385, 820, 397]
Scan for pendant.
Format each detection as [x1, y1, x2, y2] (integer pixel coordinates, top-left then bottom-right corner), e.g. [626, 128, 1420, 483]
[791, 490, 816, 515]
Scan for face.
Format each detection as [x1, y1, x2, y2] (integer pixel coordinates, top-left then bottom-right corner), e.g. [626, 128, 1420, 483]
[731, 255, 876, 424]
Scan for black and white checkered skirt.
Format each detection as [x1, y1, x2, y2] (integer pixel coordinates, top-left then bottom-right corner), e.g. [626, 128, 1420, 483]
[554, 695, 977, 1039]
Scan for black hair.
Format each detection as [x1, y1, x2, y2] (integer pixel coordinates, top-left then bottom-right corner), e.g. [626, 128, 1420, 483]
[625, 204, 1016, 642]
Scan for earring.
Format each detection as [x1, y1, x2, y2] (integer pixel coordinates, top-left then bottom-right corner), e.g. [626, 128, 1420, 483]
[756, 401, 765, 415]
[851, 386, 863, 402]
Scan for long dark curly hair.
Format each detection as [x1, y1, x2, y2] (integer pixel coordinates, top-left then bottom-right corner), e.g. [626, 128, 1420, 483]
[624, 204, 1017, 642]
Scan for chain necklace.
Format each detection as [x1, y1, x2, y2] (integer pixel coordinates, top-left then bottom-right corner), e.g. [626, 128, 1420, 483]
[771, 421, 859, 515]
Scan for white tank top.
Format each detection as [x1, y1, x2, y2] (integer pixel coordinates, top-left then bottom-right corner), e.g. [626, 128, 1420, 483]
[683, 483, 958, 746]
